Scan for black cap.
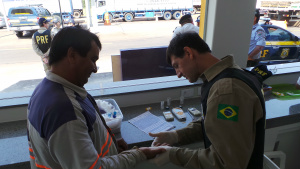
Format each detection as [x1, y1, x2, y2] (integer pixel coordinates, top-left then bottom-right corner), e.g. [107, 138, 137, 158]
[38, 18, 48, 26]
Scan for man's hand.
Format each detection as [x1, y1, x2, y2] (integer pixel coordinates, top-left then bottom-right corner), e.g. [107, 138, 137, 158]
[149, 130, 178, 147]
[148, 146, 172, 166]
[117, 138, 128, 153]
[138, 147, 166, 159]
[42, 57, 49, 64]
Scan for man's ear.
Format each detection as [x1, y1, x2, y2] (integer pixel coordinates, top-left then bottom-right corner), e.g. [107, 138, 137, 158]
[66, 47, 78, 64]
[183, 46, 194, 59]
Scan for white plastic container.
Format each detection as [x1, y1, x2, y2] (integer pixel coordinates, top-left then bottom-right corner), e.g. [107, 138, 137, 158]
[96, 99, 123, 134]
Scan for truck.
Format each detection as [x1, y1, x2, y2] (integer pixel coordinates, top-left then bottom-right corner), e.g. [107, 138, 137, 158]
[71, 0, 84, 18]
[2, 0, 84, 18]
[192, 0, 201, 14]
[96, 0, 193, 22]
[257, 0, 300, 23]
[41, 0, 83, 17]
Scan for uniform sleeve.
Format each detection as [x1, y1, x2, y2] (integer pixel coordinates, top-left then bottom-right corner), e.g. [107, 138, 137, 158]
[51, 28, 55, 39]
[172, 27, 181, 38]
[255, 28, 266, 47]
[48, 118, 146, 169]
[32, 33, 45, 58]
[176, 119, 203, 145]
[169, 78, 263, 169]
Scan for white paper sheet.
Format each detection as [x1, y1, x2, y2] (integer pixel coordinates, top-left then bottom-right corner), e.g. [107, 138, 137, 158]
[128, 111, 175, 134]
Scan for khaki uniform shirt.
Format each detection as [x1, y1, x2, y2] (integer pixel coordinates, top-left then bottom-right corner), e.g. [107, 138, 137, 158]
[169, 55, 264, 169]
[51, 27, 61, 39]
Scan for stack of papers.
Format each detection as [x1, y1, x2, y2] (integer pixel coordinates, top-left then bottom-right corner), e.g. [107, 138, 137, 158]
[128, 111, 175, 134]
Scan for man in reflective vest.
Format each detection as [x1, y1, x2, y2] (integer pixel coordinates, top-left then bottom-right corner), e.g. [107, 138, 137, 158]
[32, 18, 51, 72]
[27, 26, 166, 169]
[150, 32, 268, 169]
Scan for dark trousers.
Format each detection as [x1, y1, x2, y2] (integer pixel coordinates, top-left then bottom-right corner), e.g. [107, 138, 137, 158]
[247, 60, 259, 67]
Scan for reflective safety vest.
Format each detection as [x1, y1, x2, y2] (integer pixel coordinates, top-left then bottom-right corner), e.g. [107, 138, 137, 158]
[200, 68, 266, 169]
[34, 30, 51, 54]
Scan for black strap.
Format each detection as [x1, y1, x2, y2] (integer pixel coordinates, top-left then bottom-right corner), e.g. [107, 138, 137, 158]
[201, 68, 266, 169]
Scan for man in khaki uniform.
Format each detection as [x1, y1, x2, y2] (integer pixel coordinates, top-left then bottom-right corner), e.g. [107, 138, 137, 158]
[150, 32, 266, 169]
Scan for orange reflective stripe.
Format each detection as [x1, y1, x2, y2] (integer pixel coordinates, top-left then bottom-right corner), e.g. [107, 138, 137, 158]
[35, 162, 51, 169]
[30, 155, 35, 159]
[89, 131, 110, 169]
[29, 148, 33, 152]
[89, 153, 101, 169]
[101, 131, 110, 153]
[102, 137, 112, 157]
[99, 166, 102, 169]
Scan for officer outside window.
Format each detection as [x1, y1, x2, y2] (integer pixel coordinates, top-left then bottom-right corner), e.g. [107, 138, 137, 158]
[172, 13, 199, 39]
[32, 18, 51, 72]
[247, 9, 266, 67]
[51, 17, 62, 38]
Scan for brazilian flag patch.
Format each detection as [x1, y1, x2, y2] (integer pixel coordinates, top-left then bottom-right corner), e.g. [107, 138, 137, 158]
[217, 104, 239, 122]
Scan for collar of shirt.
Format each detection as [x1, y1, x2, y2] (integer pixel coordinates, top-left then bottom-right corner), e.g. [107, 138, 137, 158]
[253, 23, 259, 30]
[200, 55, 241, 82]
[46, 71, 88, 99]
[37, 27, 48, 33]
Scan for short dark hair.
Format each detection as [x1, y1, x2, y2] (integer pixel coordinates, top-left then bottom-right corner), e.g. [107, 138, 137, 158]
[49, 25, 101, 66]
[166, 32, 211, 64]
[179, 14, 193, 25]
[255, 9, 260, 24]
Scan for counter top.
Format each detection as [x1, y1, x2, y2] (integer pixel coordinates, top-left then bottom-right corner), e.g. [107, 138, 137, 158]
[1, 96, 300, 168]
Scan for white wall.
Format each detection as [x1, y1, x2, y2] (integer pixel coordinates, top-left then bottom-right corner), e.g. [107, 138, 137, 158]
[205, 0, 257, 68]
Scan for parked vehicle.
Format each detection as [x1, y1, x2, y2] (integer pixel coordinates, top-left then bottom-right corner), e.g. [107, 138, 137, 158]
[257, 0, 300, 23]
[96, 0, 193, 22]
[7, 5, 53, 37]
[259, 24, 300, 65]
[72, 0, 83, 18]
[52, 12, 73, 24]
[192, 0, 201, 14]
[0, 12, 6, 29]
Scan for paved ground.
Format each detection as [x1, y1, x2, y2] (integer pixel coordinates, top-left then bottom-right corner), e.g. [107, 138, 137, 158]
[0, 16, 299, 94]
[0, 17, 184, 93]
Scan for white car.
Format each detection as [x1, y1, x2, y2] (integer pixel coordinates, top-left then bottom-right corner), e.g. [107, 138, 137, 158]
[0, 15, 6, 29]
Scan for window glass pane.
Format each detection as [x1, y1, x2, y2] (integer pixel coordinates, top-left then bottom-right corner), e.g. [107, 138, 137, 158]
[269, 28, 291, 41]
[11, 9, 33, 15]
[249, 2, 300, 67]
[98, 1, 106, 7]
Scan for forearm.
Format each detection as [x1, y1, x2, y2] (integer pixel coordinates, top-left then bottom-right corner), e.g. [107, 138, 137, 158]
[169, 146, 248, 169]
[176, 119, 203, 145]
[32, 37, 45, 58]
[248, 46, 264, 60]
[100, 149, 146, 169]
